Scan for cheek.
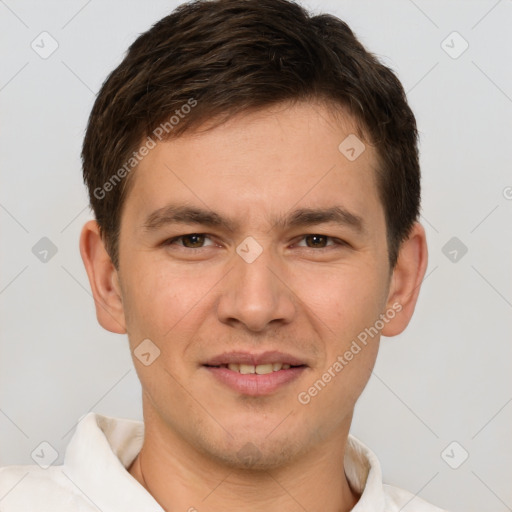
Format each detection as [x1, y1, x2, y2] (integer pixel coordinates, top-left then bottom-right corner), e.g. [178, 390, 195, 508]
[121, 259, 221, 342]
[290, 261, 388, 337]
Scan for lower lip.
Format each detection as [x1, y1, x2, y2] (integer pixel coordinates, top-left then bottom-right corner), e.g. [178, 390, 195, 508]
[204, 366, 306, 396]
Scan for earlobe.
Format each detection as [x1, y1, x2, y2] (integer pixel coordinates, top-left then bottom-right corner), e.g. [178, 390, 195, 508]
[381, 222, 428, 337]
[79, 219, 127, 334]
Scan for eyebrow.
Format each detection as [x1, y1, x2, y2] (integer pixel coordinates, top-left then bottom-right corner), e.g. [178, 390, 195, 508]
[141, 204, 365, 234]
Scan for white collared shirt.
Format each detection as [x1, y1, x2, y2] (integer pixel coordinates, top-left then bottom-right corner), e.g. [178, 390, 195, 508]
[0, 412, 448, 511]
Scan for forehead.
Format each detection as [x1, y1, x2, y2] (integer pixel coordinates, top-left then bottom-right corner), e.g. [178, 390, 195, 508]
[121, 101, 383, 231]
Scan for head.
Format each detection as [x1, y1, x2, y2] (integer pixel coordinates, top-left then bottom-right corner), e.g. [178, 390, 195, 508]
[80, 0, 427, 469]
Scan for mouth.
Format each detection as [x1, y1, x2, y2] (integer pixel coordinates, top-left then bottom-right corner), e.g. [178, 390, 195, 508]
[206, 362, 300, 374]
[202, 351, 308, 396]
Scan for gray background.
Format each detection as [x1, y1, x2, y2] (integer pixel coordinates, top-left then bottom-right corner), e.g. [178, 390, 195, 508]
[1, 1, 511, 511]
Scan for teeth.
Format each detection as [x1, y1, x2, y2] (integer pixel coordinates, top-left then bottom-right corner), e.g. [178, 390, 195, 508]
[255, 364, 273, 375]
[225, 362, 295, 374]
[239, 364, 255, 374]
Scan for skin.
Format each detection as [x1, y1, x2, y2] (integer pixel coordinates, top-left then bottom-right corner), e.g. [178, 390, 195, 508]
[80, 100, 428, 512]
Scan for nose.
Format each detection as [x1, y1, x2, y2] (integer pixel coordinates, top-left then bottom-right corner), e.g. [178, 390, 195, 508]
[216, 244, 296, 332]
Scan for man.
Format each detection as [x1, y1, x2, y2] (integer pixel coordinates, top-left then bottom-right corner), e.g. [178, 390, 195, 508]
[0, 0, 448, 510]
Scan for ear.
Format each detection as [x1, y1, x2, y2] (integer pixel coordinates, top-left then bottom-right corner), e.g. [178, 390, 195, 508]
[381, 222, 428, 337]
[79, 219, 126, 334]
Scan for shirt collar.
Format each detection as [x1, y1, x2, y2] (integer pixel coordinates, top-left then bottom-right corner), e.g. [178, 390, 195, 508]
[345, 433, 387, 511]
[63, 412, 386, 512]
[63, 412, 163, 511]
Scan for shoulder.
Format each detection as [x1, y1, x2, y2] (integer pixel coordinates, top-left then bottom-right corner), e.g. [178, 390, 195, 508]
[383, 483, 450, 512]
[345, 434, 449, 512]
[0, 464, 93, 511]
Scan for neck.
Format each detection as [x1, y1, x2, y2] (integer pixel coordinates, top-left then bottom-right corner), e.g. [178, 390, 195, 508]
[128, 410, 360, 512]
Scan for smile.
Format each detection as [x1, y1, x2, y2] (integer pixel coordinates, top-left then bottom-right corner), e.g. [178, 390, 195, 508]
[214, 362, 294, 374]
[203, 351, 308, 396]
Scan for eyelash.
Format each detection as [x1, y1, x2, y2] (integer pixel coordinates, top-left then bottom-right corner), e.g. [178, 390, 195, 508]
[164, 233, 348, 250]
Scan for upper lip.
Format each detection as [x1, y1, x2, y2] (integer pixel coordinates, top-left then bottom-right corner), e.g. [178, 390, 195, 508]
[204, 351, 307, 367]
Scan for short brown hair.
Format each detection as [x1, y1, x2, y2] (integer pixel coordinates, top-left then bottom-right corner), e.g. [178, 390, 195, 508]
[82, 0, 420, 269]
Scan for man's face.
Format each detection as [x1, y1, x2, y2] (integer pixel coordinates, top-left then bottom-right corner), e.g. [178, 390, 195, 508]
[116, 101, 394, 468]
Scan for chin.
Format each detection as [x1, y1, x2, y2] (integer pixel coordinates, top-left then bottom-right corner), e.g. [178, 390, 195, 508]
[200, 434, 306, 471]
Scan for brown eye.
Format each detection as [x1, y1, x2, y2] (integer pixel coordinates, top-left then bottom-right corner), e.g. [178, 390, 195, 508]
[180, 234, 206, 248]
[304, 234, 329, 248]
[163, 233, 217, 254]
